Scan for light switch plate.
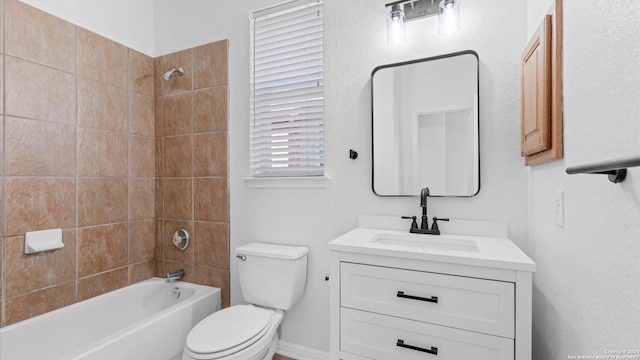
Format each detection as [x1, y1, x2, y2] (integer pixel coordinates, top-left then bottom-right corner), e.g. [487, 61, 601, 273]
[554, 190, 564, 227]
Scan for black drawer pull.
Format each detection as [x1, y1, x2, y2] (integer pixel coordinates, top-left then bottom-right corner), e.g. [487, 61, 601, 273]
[397, 339, 438, 355]
[397, 291, 438, 303]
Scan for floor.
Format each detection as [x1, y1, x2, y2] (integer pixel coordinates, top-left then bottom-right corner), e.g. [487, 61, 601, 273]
[273, 355, 295, 360]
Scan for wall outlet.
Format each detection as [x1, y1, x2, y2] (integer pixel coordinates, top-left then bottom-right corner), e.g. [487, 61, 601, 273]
[554, 190, 564, 227]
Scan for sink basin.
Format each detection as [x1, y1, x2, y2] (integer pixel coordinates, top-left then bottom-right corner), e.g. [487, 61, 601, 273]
[370, 233, 478, 252]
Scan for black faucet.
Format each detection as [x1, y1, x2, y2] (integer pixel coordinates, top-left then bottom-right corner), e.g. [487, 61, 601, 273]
[419, 187, 429, 230]
[401, 187, 449, 235]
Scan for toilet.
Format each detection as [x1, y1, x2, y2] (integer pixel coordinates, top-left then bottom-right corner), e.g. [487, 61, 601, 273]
[183, 242, 309, 360]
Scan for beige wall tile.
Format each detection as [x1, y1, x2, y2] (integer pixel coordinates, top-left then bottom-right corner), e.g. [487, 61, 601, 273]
[129, 261, 155, 283]
[5, 283, 76, 325]
[193, 40, 228, 89]
[195, 266, 230, 309]
[163, 135, 193, 177]
[193, 87, 228, 133]
[5, 231, 76, 296]
[194, 132, 227, 177]
[129, 178, 155, 220]
[194, 178, 229, 222]
[130, 220, 155, 264]
[129, 135, 155, 178]
[155, 97, 163, 137]
[78, 77, 128, 132]
[0, 0, 4, 53]
[163, 92, 193, 136]
[130, 92, 154, 137]
[78, 178, 128, 227]
[5, 56, 76, 123]
[163, 49, 193, 95]
[78, 267, 128, 301]
[0, 117, 3, 176]
[5, 0, 76, 72]
[194, 222, 229, 269]
[154, 260, 164, 278]
[0, 184, 2, 240]
[77, 127, 128, 178]
[154, 57, 163, 97]
[78, 224, 128, 277]
[163, 220, 194, 264]
[5, 177, 76, 236]
[129, 49, 154, 96]
[155, 138, 164, 178]
[0, 57, 4, 115]
[78, 28, 128, 88]
[5, 117, 76, 176]
[155, 179, 163, 219]
[155, 220, 164, 260]
[163, 179, 193, 220]
[0, 240, 3, 314]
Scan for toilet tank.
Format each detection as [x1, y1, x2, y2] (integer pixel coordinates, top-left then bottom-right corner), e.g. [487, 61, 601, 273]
[235, 242, 308, 311]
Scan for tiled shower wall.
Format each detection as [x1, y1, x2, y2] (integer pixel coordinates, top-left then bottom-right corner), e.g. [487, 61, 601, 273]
[154, 41, 230, 309]
[0, 0, 230, 327]
[0, 0, 156, 326]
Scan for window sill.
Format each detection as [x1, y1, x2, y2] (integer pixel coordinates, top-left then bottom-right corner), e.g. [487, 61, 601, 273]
[243, 176, 329, 189]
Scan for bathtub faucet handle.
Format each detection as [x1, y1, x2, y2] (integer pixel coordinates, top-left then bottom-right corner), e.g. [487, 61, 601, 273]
[165, 269, 185, 283]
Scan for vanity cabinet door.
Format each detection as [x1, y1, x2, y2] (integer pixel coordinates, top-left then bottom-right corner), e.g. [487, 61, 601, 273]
[341, 308, 514, 360]
[340, 262, 515, 338]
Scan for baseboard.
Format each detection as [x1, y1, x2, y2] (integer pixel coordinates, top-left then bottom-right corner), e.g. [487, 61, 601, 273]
[276, 340, 329, 360]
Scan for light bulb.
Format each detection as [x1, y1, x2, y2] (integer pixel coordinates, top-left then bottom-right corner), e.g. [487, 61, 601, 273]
[387, 4, 406, 45]
[438, 0, 460, 36]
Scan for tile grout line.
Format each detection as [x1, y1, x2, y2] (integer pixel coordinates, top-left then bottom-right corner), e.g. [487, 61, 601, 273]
[74, 23, 79, 304]
[191, 47, 196, 280]
[127, 47, 131, 285]
[1, 0, 5, 326]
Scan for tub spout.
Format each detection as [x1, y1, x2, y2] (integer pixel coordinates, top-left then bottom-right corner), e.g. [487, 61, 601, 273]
[165, 269, 185, 283]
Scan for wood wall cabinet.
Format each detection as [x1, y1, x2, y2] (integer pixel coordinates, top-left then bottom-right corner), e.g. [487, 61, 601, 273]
[521, 0, 563, 166]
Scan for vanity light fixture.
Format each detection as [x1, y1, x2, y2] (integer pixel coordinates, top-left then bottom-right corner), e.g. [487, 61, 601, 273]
[385, 0, 460, 44]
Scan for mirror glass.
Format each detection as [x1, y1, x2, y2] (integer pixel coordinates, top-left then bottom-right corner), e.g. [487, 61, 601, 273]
[372, 51, 480, 197]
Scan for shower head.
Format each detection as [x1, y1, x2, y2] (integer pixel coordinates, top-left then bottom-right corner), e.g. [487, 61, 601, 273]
[163, 67, 184, 81]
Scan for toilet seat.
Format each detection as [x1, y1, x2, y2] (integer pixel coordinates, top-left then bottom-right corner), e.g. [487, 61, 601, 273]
[184, 305, 274, 359]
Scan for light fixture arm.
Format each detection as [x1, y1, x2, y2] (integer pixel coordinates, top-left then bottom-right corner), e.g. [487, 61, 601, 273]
[385, 0, 439, 22]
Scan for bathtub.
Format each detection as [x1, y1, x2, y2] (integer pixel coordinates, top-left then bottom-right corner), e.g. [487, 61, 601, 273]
[0, 278, 221, 360]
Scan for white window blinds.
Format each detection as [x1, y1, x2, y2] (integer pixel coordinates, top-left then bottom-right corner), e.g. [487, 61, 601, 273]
[250, 0, 324, 177]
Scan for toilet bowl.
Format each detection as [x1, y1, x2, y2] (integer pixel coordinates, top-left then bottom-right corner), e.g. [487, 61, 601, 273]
[183, 305, 283, 360]
[183, 243, 308, 360]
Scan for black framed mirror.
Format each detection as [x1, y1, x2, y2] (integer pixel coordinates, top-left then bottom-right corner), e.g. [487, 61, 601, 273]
[372, 50, 480, 197]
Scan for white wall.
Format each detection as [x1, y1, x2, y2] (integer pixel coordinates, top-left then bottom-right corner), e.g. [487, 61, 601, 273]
[154, 0, 529, 352]
[19, 0, 156, 56]
[527, 1, 640, 358]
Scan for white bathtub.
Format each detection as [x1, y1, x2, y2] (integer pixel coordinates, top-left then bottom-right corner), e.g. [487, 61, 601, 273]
[0, 278, 221, 360]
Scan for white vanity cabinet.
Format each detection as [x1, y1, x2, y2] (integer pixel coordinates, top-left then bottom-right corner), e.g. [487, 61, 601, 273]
[328, 220, 535, 360]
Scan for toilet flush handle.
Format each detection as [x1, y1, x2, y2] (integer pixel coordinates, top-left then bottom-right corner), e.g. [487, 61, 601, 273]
[236, 254, 247, 261]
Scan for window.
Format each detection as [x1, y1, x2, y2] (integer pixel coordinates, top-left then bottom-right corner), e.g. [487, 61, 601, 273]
[250, 0, 324, 177]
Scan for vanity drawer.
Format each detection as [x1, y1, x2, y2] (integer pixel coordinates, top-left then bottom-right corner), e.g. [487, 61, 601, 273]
[340, 262, 515, 338]
[341, 308, 514, 360]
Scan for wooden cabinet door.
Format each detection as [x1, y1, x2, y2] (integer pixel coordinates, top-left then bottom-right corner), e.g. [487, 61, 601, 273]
[521, 15, 552, 156]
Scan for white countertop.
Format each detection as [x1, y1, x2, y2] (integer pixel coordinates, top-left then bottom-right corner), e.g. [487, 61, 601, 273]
[328, 227, 536, 272]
